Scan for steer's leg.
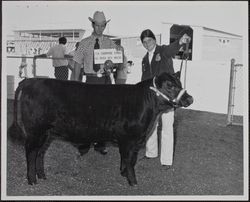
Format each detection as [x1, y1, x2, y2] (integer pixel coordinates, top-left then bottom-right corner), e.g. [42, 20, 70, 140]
[118, 144, 127, 178]
[126, 147, 138, 186]
[78, 143, 91, 156]
[36, 134, 52, 180]
[131, 147, 139, 168]
[119, 140, 138, 186]
[25, 137, 39, 185]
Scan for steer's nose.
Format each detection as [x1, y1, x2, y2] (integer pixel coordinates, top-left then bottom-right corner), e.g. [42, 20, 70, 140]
[183, 96, 194, 107]
[187, 96, 194, 105]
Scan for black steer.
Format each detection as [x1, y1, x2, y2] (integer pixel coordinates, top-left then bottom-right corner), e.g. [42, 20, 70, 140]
[8, 72, 193, 186]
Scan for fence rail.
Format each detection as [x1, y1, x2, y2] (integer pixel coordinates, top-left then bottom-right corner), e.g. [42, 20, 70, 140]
[7, 55, 70, 60]
[7, 55, 72, 78]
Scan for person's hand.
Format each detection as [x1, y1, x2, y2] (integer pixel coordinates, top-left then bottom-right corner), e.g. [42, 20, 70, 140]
[179, 34, 191, 45]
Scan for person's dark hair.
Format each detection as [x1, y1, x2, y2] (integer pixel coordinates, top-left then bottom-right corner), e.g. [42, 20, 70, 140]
[140, 29, 156, 42]
[59, 37, 67, 45]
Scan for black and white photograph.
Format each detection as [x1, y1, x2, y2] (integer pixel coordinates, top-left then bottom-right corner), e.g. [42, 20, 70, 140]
[1, 1, 248, 201]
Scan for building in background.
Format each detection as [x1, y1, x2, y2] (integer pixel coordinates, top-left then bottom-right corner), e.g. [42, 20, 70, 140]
[6, 28, 115, 55]
[11, 28, 85, 55]
[161, 22, 243, 62]
[6, 24, 243, 118]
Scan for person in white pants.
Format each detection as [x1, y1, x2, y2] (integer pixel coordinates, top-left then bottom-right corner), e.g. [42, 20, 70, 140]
[146, 109, 174, 166]
[140, 29, 191, 167]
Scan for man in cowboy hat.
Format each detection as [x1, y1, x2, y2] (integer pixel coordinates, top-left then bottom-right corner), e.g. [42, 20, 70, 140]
[71, 11, 127, 155]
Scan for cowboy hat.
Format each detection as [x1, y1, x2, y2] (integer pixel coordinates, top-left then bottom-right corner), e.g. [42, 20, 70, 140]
[88, 11, 111, 24]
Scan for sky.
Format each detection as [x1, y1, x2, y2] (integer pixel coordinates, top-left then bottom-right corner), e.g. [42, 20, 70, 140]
[2, 1, 248, 38]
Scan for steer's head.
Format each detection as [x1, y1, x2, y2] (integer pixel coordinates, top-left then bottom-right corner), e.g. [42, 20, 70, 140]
[103, 60, 115, 75]
[150, 72, 193, 109]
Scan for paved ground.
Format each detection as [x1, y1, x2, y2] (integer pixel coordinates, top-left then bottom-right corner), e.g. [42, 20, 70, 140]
[5, 100, 244, 199]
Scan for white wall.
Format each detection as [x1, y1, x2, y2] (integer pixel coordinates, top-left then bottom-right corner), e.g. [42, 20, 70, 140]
[192, 26, 203, 61]
[173, 59, 243, 115]
[160, 23, 171, 45]
[201, 35, 243, 62]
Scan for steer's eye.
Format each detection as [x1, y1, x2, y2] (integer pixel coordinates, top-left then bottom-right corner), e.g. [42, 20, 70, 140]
[166, 82, 175, 89]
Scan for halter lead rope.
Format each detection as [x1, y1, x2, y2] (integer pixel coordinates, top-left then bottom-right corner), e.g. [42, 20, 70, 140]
[179, 42, 190, 89]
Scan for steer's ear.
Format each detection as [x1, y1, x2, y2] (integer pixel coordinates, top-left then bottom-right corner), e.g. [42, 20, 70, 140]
[174, 71, 181, 80]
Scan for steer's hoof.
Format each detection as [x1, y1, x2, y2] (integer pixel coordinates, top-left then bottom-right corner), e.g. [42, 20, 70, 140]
[28, 179, 37, 185]
[79, 148, 89, 156]
[162, 165, 172, 170]
[128, 180, 138, 186]
[37, 173, 46, 180]
[120, 170, 127, 177]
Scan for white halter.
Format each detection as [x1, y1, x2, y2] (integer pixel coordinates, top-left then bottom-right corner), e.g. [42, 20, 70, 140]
[149, 76, 186, 104]
[149, 77, 171, 102]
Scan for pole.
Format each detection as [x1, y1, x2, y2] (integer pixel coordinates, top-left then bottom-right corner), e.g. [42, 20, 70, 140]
[227, 58, 235, 125]
[183, 42, 189, 89]
[32, 58, 37, 77]
[184, 58, 187, 89]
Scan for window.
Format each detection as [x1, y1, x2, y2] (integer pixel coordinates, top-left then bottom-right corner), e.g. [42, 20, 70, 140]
[170, 24, 193, 60]
[219, 38, 230, 45]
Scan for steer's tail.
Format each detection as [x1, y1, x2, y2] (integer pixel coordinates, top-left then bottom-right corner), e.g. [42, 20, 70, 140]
[8, 80, 26, 145]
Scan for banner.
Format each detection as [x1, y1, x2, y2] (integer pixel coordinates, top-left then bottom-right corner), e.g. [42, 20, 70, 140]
[94, 49, 123, 64]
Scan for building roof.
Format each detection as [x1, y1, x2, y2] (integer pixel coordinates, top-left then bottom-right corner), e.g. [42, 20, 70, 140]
[13, 28, 85, 33]
[13, 28, 117, 39]
[202, 27, 242, 38]
[161, 22, 242, 38]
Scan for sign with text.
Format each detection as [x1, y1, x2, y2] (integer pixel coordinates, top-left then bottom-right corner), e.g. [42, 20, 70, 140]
[94, 49, 123, 64]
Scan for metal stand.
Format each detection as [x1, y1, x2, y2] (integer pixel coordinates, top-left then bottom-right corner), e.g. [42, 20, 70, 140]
[227, 58, 243, 126]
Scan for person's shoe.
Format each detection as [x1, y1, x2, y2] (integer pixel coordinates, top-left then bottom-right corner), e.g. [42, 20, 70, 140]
[145, 155, 157, 159]
[78, 145, 90, 156]
[78, 147, 90, 156]
[94, 147, 108, 155]
[139, 156, 157, 161]
[162, 165, 172, 170]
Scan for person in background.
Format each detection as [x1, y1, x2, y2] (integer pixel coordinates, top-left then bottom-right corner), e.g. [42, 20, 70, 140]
[71, 11, 127, 155]
[140, 29, 191, 168]
[34, 36, 71, 80]
[114, 58, 128, 84]
[68, 42, 80, 71]
[68, 42, 84, 81]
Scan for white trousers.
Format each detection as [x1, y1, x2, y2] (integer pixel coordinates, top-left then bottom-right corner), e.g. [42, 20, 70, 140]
[146, 109, 174, 165]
